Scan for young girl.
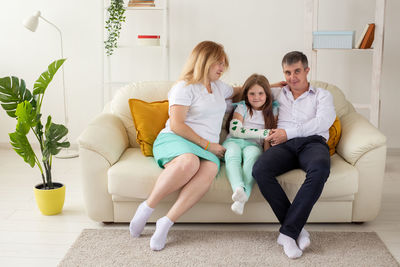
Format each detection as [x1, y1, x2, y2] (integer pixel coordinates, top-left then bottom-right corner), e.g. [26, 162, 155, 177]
[223, 74, 278, 215]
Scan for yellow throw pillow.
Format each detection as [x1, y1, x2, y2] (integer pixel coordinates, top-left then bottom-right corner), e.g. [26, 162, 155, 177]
[128, 99, 169, 156]
[327, 116, 341, 155]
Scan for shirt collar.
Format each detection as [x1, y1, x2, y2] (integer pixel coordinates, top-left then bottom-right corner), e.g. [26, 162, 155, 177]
[282, 83, 316, 96]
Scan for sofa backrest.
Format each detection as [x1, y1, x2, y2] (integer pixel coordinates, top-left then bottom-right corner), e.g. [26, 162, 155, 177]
[111, 80, 355, 148]
[111, 81, 174, 148]
[310, 80, 355, 118]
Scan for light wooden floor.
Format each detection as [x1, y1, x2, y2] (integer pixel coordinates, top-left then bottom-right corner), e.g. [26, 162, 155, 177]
[0, 147, 399, 266]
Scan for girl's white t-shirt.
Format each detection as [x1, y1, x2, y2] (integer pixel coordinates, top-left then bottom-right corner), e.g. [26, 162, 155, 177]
[160, 80, 233, 143]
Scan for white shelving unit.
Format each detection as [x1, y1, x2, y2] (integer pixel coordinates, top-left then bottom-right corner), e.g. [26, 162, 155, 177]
[304, 0, 386, 127]
[103, 0, 169, 105]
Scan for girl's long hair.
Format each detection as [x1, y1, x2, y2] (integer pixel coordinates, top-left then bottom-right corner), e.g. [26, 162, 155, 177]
[179, 41, 229, 85]
[226, 74, 276, 131]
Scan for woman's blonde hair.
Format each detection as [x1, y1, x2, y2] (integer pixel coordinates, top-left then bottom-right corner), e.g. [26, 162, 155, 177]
[179, 41, 229, 85]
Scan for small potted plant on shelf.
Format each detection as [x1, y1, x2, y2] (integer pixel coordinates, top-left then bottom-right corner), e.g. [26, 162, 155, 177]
[104, 0, 126, 56]
[0, 59, 70, 215]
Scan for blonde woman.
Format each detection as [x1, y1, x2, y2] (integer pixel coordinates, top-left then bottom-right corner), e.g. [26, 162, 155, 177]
[129, 41, 242, 251]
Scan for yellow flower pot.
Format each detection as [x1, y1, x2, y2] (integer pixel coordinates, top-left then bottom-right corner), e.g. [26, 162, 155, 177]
[34, 182, 65, 215]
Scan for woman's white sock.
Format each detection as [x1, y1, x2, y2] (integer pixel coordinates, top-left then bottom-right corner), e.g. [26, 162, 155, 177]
[232, 187, 247, 202]
[129, 201, 154, 237]
[150, 216, 174, 251]
[297, 228, 311, 250]
[277, 233, 303, 259]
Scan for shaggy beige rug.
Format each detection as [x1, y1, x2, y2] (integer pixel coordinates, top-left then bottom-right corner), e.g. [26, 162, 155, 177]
[59, 229, 399, 266]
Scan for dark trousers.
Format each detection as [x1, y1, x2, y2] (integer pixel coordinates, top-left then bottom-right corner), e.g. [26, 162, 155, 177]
[252, 135, 330, 240]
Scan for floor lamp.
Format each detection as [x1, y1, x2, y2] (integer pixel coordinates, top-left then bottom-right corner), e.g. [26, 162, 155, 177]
[23, 11, 78, 158]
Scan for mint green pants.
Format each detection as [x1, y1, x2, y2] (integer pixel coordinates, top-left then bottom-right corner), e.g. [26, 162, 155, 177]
[222, 138, 263, 198]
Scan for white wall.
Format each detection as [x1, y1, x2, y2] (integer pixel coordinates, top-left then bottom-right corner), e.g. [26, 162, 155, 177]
[1, 0, 399, 148]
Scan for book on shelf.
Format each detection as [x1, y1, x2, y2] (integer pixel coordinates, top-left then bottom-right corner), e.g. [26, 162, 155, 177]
[356, 23, 375, 49]
[360, 23, 375, 49]
[355, 24, 369, 49]
[128, 0, 155, 7]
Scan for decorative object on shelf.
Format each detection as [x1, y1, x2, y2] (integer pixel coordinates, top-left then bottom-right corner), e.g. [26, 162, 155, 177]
[359, 23, 375, 49]
[312, 31, 354, 49]
[128, 0, 155, 7]
[137, 35, 160, 46]
[23, 10, 78, 159]
[0, 59, 69, 215]
[355, 24, 370, 49]
[105, 0, 126, 56]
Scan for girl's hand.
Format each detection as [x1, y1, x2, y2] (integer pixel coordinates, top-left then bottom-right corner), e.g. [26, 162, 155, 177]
[263, 138, 271, 151]
[207, 143, 226, 158]
[270, 81, 287, 88]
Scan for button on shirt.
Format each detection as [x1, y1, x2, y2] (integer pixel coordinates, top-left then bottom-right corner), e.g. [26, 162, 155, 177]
[272, 85, 336, 141]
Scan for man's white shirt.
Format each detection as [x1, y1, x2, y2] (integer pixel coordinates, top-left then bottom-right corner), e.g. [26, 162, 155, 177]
[271, 85, 336, 141]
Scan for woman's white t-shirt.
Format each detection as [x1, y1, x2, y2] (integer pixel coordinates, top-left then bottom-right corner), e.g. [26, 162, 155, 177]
[160, 80, 233, 143]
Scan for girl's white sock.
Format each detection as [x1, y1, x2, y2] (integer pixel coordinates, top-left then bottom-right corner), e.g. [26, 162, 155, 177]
[277, 233, 303, 259]
[232, 187, 247, 202]
[129, 201, 154, 237]
[297, 228, 311, 250]
[231, 201, 245, 215]
[150, 216, 174, 251]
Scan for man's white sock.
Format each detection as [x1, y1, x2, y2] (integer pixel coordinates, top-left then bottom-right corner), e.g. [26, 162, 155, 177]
[232, 187, 247, 202]
[297, 228, 311, 250]
[277, 233, 303, 259]
[150, 216, 174, 251]
[129, 201, 154, 237]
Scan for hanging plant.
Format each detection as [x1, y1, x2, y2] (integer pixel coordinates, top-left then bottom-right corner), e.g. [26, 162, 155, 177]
[104, 0, 126, 56]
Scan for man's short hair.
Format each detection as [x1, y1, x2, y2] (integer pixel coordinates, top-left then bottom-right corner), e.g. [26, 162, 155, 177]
[282, 51, 308, 69]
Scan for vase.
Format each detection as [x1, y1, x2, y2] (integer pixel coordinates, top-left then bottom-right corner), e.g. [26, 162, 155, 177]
[34, 182, 65, 215]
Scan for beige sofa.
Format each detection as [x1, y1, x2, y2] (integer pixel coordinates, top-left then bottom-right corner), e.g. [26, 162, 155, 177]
[78, 81, 387, 223]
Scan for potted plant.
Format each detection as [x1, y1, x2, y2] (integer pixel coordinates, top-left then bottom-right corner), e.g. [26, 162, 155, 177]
[104, 0, 126, 56]
[0, 59, 70, 215]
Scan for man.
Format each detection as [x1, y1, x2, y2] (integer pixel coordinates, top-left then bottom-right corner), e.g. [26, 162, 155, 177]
[252, 51, 336, 259]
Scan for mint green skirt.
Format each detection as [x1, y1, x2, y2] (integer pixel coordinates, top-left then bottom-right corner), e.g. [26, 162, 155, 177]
[153, 133, 220, 170]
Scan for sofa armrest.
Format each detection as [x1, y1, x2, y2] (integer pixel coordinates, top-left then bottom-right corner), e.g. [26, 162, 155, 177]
[78, 113, 129, 165]
[336, 112, 386, 165]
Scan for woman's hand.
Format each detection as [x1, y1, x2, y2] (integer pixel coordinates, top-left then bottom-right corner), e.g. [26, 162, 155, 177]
[207, 143, 226, 158]
[270, 81, 287, 88]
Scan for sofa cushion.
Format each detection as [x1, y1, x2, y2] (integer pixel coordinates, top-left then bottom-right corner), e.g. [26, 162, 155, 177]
[328, 116, 342, 155]
[108, 148, 358, 203]
[128, 99, 169, 156]
[111, 81, 175, 148]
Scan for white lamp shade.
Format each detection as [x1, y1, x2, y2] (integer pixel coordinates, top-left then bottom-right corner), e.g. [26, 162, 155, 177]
[23, 11, 41, 32]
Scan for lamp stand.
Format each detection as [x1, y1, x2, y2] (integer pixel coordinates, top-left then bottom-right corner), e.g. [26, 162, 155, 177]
[37, 15, 78, 159]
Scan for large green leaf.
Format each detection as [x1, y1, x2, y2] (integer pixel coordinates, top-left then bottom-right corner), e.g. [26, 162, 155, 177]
[9, 131, 36, 168]
[0, 77, 33, 118]
[15, 101, 38, 130]
[33, 59, 66, 96]
[43, 116, 70, 161]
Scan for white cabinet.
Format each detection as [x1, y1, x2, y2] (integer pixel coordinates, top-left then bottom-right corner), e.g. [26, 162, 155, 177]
[304, 0, 386, 127]
[103, 0, 169, 104]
